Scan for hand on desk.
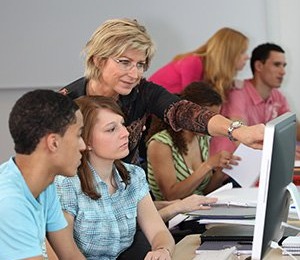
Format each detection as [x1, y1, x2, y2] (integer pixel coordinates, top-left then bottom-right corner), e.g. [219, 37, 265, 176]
[178, 194, 217, 213]
[155, 195, 217, 223]
[145, 247, 171, 260]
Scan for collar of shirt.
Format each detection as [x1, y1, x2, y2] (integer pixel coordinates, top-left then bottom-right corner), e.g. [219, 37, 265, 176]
[244, 80, 274, 106]
[87, 161, 126, 192]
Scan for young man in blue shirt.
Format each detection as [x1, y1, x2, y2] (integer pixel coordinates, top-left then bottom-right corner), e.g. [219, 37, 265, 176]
[0, 89, 86, 259]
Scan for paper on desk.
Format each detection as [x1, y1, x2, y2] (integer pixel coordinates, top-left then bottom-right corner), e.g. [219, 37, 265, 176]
[206, 182, 233, 197]
[206, 182, 258, 207]
[168, 214, 189, 229]
[198, 218, 255, 226]
[193, 246, 236, 259]
[223, 144, 262, 188]
[168, 214, 201, 229]
[208, 187, 258, 207]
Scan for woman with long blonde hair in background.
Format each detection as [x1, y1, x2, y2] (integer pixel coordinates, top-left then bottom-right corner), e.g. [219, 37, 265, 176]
[149, 27, 249, 101]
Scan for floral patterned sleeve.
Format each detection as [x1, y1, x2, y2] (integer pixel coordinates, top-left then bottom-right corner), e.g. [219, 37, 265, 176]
[164, 100, 216, 135]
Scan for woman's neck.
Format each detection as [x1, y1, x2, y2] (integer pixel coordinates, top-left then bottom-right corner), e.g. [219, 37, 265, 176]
[182, 130, 196, 143]
[88, 156, 117, 194]
[89, 156, 113, 181]
[87, 78, 119, 99]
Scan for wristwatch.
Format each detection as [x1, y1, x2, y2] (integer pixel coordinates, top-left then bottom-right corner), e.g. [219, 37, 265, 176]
[228, 121, 244, 142]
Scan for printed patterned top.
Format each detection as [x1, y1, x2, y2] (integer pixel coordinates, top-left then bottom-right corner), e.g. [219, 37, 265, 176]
[59, 77, 216, 164]
[55, 162, 149, 260]
[147, 130, 212, 200]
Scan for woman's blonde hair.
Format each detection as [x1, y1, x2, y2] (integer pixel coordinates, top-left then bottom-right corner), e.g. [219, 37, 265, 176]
[173, 27, 248, 101]
[83, 18, 156, 80]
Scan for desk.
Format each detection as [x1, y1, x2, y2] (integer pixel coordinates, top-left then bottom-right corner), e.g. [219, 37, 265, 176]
[172, 234, 300, 259]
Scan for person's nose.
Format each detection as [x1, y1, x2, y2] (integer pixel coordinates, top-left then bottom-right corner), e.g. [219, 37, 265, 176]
[121, 125, 130, 138]
[80, 137, 86, 151]
[127, 65, 140, 79]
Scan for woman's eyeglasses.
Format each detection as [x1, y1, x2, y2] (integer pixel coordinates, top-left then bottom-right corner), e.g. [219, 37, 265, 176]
[112, 58, 146, 73]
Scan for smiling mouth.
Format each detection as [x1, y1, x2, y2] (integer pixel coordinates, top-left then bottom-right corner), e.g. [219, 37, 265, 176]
[123, 83, 135, 89]
[121, 78, 139, 85]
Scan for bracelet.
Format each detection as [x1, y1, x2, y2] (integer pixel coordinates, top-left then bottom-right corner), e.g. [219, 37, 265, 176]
[155, 247, 171, 256]
[227, 120, 244, 142]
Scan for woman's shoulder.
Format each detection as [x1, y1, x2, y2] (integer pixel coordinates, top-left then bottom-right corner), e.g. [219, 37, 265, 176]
[59, 77, 87, 99]
[178, 54, 203, 66]
[122, 162, 144, 174]
[55, 174, 80, 190]
[137, 78, 169, 91]
[149, 130, 172, 143]
[134, 78, 179, 105]
[122, 162, 147, 182]
[182, 54, 202, 62]
[126, 78, 163, 97]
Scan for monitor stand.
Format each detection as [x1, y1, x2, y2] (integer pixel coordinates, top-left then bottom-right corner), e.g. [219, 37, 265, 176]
[287, 182, 300, 220]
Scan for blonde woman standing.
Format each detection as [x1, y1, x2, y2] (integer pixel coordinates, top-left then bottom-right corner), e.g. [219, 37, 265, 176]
[149, 27, 249, 100]
[59, 19, 263, 166]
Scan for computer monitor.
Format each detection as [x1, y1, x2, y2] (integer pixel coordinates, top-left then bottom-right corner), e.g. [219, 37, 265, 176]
[251, 112, 297, 260]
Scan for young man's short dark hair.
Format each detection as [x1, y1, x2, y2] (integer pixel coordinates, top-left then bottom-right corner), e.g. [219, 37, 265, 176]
[250, 43, 285, 74]
[9, 89, 79, 154]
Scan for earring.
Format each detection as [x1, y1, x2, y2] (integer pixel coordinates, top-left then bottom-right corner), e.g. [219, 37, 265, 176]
[87, 146, 92, 151]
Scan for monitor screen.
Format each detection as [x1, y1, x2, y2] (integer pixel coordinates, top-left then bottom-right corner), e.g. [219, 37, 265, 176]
[251, 112, 297, 260]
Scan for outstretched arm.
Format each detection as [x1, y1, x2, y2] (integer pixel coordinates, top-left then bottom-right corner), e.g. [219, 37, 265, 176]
[165, 100, 264, 150]
[207, 114, 264, 149]
[157, 195, 218, 223]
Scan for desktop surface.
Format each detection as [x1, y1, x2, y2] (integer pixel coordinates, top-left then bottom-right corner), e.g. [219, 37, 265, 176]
[173, 233, 300, 260]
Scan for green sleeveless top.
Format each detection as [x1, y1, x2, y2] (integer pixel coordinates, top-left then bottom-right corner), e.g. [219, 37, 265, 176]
[147, 130, 212, 200]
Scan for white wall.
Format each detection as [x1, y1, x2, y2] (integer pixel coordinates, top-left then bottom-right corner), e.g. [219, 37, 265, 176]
[0, 89, 36, 159]
[0, 0, 267, 88]
[277, 0, 300, 115]
[0, 0, 299, 162]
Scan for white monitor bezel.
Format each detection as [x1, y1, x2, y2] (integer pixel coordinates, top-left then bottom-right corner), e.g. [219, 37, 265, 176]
[251, 112, 296, 259]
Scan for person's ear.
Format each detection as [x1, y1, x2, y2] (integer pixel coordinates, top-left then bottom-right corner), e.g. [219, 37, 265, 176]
[255, 60, 264, 72]
[86, 143, 93, 151]
[93, 55, 106, 70]
[93, 55, 98, 66]
[93, 56, 102, 68]
[47, 133, 59, 152]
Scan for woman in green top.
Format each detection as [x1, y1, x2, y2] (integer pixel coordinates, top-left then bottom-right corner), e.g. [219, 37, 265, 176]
[147, 81, 240, 201]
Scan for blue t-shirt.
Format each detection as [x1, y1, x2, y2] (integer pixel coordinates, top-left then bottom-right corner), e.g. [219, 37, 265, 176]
[0, 158, 67, 260]
[55, 162, 149, 260]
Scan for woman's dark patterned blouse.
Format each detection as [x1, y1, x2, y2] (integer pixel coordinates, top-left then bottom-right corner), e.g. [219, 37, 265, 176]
[59, 77, 216, 164]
